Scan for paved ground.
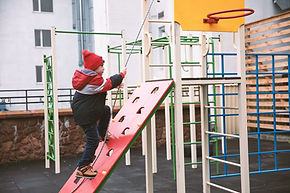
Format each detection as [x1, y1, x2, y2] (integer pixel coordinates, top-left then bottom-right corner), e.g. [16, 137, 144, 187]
[0, 138, 290, 193]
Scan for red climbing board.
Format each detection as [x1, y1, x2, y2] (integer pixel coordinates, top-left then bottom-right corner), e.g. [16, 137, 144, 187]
[59, 80, 174, 193]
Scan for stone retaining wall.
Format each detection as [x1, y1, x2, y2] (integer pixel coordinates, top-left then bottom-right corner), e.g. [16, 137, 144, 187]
[0, 106, 200, 164]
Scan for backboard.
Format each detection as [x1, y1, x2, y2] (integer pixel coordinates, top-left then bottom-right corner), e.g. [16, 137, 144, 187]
[174, 0, 245, 32]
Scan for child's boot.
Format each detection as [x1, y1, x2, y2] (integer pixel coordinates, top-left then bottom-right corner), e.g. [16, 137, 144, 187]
[76, 165, 97, 179]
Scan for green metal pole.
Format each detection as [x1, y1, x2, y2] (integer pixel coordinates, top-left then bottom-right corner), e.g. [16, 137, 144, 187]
[117, 53, 122, 108]
[209, 37, 220, 174]
[44, 55, 56, 162]
[168, 45, 177, 180]
[55, 30, 122, 36]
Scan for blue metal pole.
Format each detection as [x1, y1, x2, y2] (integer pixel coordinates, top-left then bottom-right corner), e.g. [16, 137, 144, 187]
[271, 55, 278, 170]
[220, 54, 228, 175]
[255, 55, 262, 172]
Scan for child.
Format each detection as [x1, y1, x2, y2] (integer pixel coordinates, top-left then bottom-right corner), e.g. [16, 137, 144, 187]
[71, 50, 126, 178]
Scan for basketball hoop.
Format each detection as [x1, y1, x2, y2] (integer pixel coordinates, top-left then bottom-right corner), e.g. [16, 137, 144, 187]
[203, 8, 254, 24]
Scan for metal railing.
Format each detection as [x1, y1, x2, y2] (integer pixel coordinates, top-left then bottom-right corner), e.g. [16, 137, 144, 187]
[0, 88, 75, 111]
[0, 87, 141, 111]
[0, 85, 195, 112]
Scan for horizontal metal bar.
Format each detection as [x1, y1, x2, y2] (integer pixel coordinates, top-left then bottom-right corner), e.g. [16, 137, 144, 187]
[184, 141, 201, 145]
[149, 63, 172, 67]
[151, 42, 170, 45]
[213, 149, 290, 160]
[109, 51, 140, 54]
[184, 159, 218, 166]
[206, 156, 240, 167]
[207, 73, 238, 76]
[207, 53, 237, 56]
[247, 110, 290, 116]
[247, 72, 290, 75]
[182, 77, 241, 85]
[206, 131, 240, 138]
[182, 61, 200, 64]
[207, 53, 290, 56]
[207, 182, 239, 193]
[182, 102, 200, 105]
[247, 91, 290, 95]
[211, 168, 290, 179]
[209, 113, 239, 117]
[184, 161, 202, 166]
[248, 130, 290, 135]
[148, 20, 171, 23]
[208, 93, 238, 96]
[55, 30, 122, 36]
[209, 134, 235, 138]
[149, 63, 201, 67]
[184, 140, 217, 145]
[183, 121, 201, 125]
[205, 106, 238, 110]
[246, 53, 290, 56]
[173, 63, 202, 67]
[180, 42, 201, 46]
[211, 173, 240, 179]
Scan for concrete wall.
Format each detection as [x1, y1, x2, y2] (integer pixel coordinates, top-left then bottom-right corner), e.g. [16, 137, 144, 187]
[0, 106, 200, 164]
[0, 0, 78, 108]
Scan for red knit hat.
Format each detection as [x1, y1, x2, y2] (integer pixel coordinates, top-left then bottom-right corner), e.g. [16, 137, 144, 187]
[82, 50, 104, 71]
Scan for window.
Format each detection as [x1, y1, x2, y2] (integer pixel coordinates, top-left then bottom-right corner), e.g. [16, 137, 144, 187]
[34, 29, 51, 47]
[36, 66, 43, 83]
[33, 0, 53, 12]
[158, 11, 164, 19]
[158, 26, 165, 37]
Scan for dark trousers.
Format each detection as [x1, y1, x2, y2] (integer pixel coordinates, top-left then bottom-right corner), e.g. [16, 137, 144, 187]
[78, 105, 111, 168]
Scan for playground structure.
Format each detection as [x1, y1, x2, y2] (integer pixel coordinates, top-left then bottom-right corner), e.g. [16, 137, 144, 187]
[42, 1, 290, 193]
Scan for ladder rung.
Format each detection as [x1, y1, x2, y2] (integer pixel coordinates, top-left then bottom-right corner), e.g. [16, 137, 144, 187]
[149, 63, 201, 67]
[151, 42, 170, 45]
[205, 131, 240, 138]
[206, 156, 240, 167]
[183, 102, 200, 105]
[149, 63, 172, 67]
[182, 77, 241, 86]
[183, 121, 201, 125]
[205, 105, 238, 110]
[184, 139, 217, 145]
[46, 154, 55, 161]
[207, 182, 239, 193]
[180, 42, 201, 46]
[148, 19, 171, 23]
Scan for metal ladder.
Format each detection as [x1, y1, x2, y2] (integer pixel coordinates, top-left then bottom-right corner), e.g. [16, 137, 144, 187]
[199, 27, 250, 193]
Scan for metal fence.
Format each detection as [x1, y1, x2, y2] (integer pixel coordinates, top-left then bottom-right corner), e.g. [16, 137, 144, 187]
[0, 88, 75, 111]
[0, 87, 141, 111]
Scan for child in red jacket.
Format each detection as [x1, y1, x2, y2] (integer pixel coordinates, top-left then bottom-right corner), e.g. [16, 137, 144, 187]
[71, 50, 126, 178]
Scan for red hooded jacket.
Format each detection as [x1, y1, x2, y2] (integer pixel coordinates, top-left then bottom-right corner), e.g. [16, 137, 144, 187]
[71, 69, 124, 125]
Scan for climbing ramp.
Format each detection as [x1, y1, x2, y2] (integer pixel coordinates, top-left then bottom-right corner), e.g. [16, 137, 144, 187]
[59, 79, 174, 193]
